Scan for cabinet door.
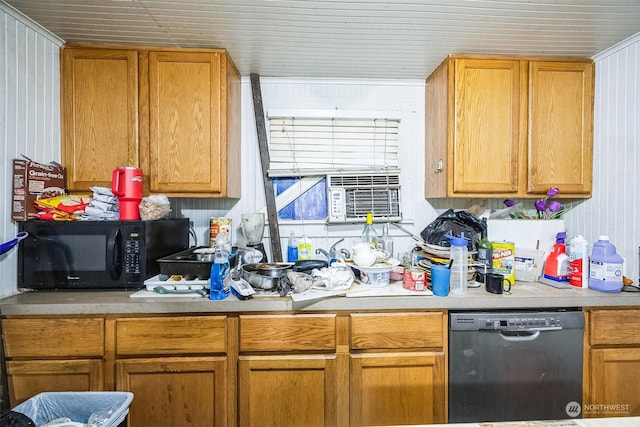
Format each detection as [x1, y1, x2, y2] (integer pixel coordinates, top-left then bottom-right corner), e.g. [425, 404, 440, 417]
[588, 348, 640, 417]
[238, 355, 340, 427]
[62, 48, 139, 191]
[350, 352, 446, 426]
[452, 59, 522, 194]
[147, 51, 224, 194]
[7, 359, 104, 406]
[116, 356, 227, 427]
[528, 61, 594, 196]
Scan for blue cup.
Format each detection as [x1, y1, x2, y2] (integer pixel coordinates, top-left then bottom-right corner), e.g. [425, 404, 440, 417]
[431, 265, 450, 297]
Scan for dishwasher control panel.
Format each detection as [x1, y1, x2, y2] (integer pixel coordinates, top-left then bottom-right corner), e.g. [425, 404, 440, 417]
[450, 311, 584, 332]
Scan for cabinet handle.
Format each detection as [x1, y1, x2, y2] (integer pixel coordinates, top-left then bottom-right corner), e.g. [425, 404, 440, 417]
[435, 159, 444, 174]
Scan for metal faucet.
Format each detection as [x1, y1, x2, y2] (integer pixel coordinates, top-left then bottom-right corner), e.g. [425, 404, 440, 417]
[329, 238, 347, 259]
[315, 248, 330, 259]
[315, 238, 349, 261]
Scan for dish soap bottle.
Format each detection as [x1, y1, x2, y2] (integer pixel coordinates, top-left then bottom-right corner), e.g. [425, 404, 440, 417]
[298, 234, 312, 260]
[448, 232, 469, 295]
[361, 213, 379, 248]
[210, 241, 230, 300]
[543, 232, 569, 282]
[287, 231, 298, 262]
[588, 235, 624, 293]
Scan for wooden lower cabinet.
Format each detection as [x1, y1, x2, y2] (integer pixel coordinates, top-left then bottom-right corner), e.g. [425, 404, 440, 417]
[350, 352, 445, 426]
[2, 310, 448, 426]
[2, 316, 106, 405]
[237, 314, 347, 427]
[584, 308, 640, 418]
[238, 355, 341, 427]
[113, 315, 230, 427]
[116, 356, 227, 427]
[7, 359, 104, 404]
[350, 312, 447, 426]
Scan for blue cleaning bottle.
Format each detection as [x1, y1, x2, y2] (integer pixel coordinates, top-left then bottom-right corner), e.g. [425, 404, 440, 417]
[210, 244, 230, 300]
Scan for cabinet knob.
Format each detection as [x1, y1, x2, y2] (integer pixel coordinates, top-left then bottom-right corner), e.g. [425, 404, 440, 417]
[435, 159, 444, 174]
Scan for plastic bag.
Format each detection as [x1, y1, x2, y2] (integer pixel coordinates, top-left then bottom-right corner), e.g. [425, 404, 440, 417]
[138, 195, 171, 220]
[420, 209, 484, 250]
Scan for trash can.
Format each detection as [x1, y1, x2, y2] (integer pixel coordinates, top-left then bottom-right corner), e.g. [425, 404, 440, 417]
[11, 392, 133, 427]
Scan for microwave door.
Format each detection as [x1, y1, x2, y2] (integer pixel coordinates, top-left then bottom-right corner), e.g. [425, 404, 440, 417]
[45, 238, 73, 283]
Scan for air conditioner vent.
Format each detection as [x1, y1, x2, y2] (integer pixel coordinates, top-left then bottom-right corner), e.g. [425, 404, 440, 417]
[327, 171, 401, 223]
[328, 174, 400, 188]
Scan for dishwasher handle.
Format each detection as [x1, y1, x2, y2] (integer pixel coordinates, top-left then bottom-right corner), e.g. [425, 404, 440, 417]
[499, 330, 541, 341]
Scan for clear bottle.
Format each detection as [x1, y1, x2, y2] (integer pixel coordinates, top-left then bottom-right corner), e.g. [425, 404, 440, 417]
[477, 218, 493, 270]
[287, 231, 298, 262]
[380, 223, 394, 256]
[209, 245, 230, 300]
[360, 213, 379, 248]
[449, 232, 469, 295]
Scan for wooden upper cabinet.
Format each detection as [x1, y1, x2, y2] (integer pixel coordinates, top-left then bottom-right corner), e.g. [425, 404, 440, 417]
[425, 55, 594, 199]
[452, 59, 522, 194]
[62, 48, 139, 191]
[61, 44, 241, 198]
[145, 51, 240, 196]
[528, 61, 594, 195]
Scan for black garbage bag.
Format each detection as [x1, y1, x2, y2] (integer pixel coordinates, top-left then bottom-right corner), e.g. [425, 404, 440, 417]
[420, 209, 485, 250]
[0, 411, 35, 427]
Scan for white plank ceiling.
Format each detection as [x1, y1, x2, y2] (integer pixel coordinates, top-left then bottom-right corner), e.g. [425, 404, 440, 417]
[4, 0, 640, 78]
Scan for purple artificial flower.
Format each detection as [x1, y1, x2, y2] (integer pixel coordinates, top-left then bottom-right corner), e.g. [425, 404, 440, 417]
[504, 199, 516, 207]
[548, 200, 563, 212]
[546, 187, 560, 198]
[535, 199, 547, 212]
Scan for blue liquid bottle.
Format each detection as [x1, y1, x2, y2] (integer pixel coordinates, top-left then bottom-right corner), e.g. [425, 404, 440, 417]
[210, 241, 230, 300]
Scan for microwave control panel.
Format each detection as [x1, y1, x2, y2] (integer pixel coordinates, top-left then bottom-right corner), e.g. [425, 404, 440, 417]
[124, 238, 142, 274]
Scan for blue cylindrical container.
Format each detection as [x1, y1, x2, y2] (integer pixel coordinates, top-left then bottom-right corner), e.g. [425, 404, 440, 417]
[588, 235, 624, 293]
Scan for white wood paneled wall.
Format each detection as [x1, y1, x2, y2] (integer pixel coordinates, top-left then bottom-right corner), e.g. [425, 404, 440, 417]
[0, 3, 62, 297]
[564, 32, 640, 285]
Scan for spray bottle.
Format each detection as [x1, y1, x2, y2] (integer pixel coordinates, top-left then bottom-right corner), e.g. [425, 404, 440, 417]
[543, 232, 569, 282]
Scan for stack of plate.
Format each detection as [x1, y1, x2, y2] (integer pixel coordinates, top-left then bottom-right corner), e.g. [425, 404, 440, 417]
[415, 243, 477, 284]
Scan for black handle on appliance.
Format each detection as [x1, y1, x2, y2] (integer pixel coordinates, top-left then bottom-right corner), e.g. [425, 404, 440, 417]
[292, 259, 328, 272]
[107, 228, 122, 280]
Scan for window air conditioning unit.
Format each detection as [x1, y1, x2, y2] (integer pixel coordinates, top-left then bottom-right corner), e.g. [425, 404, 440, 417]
[326, 171, 402, 223]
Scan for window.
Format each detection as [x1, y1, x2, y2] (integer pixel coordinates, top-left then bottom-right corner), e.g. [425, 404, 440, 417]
[267, 110, 401, 221]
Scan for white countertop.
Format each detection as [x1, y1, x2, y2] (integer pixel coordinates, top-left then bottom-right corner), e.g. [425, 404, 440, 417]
[0, 280, 638, 315]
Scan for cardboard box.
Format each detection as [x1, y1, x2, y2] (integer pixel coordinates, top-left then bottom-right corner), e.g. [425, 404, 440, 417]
[12, 158, 66, 221]
[487, 219, 565, 253]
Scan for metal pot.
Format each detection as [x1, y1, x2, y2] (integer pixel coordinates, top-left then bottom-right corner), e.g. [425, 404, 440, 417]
[241, 263, 291, 290]
[255, 263, 292, 278]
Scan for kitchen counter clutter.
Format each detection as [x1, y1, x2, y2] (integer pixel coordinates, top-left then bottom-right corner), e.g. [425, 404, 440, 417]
[0, 280, 638, 315]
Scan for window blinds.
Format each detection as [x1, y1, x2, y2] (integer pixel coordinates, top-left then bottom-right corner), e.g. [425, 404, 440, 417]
[267, 110, 400, 176]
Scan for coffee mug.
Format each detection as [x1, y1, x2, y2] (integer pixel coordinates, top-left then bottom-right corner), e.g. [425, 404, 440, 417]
[485, 272, 512, 294]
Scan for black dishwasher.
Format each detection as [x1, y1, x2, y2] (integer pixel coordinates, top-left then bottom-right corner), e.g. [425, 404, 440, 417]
[449, 310, 584, 423]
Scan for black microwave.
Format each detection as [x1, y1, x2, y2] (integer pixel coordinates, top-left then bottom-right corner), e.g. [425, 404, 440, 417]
[18, 218, 189, 290]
